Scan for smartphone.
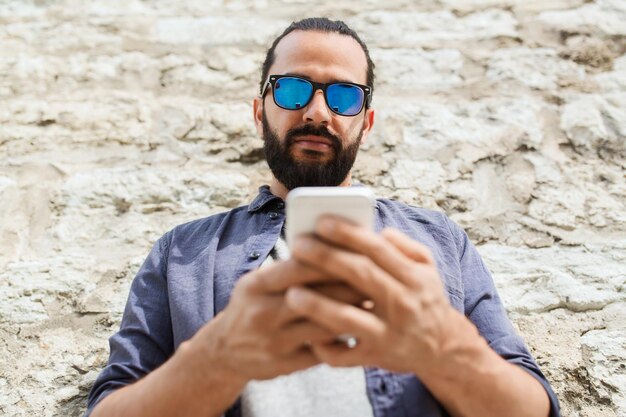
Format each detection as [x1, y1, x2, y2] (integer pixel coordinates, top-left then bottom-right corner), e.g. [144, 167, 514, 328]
[285, 186, 375, 348]
[285, 186, 376, 250]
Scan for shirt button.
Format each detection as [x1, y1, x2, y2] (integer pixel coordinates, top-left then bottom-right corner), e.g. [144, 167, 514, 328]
[268, 212, 278, 219]
[380, 380, 387, 394]
[249, 251, 261, 260]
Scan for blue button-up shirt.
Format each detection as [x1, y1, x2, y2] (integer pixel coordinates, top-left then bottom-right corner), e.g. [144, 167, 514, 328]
[85, 185, 560, 417]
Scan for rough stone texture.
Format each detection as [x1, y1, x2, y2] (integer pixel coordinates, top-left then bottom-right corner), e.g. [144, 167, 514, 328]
[0, 1, 625, 416]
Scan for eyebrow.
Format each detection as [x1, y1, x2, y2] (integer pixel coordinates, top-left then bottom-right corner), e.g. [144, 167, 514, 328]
[283, 72, 356, 85]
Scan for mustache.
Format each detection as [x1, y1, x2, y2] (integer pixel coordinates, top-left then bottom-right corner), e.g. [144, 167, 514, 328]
[285, 124, 342, 151]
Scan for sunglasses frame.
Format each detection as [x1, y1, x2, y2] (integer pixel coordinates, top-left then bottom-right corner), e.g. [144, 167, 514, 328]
[261, 74, 373, 117]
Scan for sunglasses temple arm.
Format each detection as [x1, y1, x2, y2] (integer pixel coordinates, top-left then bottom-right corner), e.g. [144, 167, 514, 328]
[260, 76, 272, 97]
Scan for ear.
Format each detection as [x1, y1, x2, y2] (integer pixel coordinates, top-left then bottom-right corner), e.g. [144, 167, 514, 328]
[253, 96, 264, 136]
[359, 107, 375, 145]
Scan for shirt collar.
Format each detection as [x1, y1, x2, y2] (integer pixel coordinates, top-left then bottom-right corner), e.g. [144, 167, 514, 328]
[247, 185, 283, 213]
[247, 183, 379, 214]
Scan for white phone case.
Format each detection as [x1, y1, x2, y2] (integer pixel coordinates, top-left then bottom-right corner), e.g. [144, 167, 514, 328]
[285, 187, 375, 250]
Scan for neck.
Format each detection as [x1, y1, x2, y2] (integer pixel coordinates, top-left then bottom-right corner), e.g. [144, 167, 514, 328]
[269, 175, 353, 200]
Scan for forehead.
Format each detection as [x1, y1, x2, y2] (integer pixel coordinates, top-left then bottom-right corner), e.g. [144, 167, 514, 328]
[269, 30, 368, 84]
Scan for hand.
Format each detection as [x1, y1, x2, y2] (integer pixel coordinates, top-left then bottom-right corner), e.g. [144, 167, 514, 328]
[188, 259, 337, 385]
[90, 257, 374, 417]
[286, 217, 477, 378]
[307, 281, 371, 309]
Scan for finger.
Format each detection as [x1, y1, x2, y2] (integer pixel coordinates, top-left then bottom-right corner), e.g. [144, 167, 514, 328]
[380, 229, 447, 296]
[238, 293, 302, 327]
[314, 217, 421, 288]
[249, 259, 338, 293]
[315, 218, 438, 291]
[285, 286, 386, 340]
[272, 320, 336, 355]
[274, 347, 320, 376]
[308, 282, 368, 307]
[310, 341, 368, 368]
[381, 228, 435, 265]
[292, 236, 405, 312]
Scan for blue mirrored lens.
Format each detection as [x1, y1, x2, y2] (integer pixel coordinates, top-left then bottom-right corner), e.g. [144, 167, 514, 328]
[274, 77, 313, 110]
[326, 83, 365, 116]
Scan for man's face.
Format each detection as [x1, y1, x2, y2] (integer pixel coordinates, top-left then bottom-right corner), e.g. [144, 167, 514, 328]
[254, 30, 375, 190]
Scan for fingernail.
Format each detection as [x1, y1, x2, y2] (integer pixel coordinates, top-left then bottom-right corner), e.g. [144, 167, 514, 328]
[295, 237, 312, 253]
[318, 217, 335, 234]
[287, 286, 307, 305]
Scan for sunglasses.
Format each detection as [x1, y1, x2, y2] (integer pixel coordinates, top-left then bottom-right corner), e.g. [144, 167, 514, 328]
[262, 75, 372, 117]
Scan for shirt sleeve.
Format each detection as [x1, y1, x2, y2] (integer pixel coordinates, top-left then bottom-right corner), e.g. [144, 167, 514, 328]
[445, 218, 561, 417]
[83, 235, 174, 417]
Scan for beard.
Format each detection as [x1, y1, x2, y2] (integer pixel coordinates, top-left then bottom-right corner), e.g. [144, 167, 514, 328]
[262, 109, 363, 190]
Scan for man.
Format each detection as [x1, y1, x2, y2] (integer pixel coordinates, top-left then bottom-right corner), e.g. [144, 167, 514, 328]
[85, 18, 560, 417]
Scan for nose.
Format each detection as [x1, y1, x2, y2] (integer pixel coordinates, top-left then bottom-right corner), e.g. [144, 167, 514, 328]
[302, 89, 331, 125]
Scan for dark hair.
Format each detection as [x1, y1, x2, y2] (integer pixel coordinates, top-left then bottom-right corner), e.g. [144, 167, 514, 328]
[259, 17, 375, 95]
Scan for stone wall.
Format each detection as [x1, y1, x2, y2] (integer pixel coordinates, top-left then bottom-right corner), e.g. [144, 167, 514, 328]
[0, 1, 624, 416]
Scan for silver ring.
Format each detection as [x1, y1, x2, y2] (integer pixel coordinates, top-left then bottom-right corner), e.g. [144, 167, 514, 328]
[345, 336, 358, 349]
[337, 333, 358, 349]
